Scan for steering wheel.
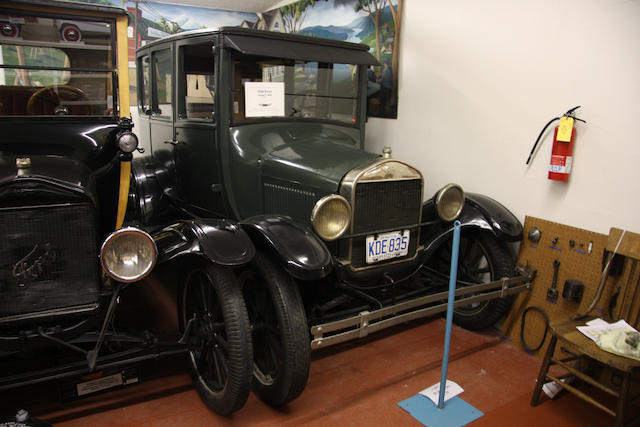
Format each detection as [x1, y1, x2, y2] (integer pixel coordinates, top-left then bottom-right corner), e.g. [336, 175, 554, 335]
[26, 85, 88, 115]
[290, 90, 320, 118]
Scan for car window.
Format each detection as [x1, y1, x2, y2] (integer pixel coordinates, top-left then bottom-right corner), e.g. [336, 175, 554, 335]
[0, 14, 115, 116]
[180, 43, 215, 121]
[138, 55, 151, 112]
[231, 53, 359, 126]
[153, 49, 172, 117]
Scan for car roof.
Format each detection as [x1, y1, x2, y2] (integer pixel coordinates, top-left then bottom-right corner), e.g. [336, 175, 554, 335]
[140, 26, 372, 53]
[2, 0, 128, 16]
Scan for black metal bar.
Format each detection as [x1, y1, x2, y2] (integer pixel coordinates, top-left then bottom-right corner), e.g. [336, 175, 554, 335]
[0, 65, 114, 73]
[0, 344, 187, 392]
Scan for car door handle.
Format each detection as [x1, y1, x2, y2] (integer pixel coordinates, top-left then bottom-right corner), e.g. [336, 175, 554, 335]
[164, 140, 181, 146]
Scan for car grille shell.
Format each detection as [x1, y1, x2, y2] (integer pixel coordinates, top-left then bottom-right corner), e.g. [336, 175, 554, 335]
[0, 202, 100, 321]
[341, 160, 423, 271]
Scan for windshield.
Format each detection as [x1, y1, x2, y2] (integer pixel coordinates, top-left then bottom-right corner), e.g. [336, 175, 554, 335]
[231, 53, 359, 126]
[0, 13, 116, 116]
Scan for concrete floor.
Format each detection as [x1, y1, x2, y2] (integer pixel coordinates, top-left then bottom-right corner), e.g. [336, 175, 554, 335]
[0, 317, 616, 426]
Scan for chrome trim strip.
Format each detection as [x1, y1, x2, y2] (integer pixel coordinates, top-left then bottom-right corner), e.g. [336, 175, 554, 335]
[310, 271, 535, 349]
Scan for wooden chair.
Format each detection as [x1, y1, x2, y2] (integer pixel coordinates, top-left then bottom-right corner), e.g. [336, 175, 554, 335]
[531, 319, 640, 426]
[531, 228, 640, 426]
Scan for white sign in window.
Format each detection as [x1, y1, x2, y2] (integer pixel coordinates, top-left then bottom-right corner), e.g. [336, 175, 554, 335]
[244, 82, 285, 117]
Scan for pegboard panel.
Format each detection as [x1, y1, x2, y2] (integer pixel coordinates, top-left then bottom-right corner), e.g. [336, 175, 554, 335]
[502, 216, 609, 357]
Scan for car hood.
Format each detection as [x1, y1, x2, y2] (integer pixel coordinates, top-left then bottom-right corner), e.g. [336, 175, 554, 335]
[261, 136, 379, 193]
[0, 154, 97, 204]
[228, 123, 380, 220]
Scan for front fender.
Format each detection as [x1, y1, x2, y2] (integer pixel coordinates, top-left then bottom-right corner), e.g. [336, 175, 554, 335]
[153, 219, 255, 266]
[462, 193, 523, 241]
[421, 192, 522, 256]
[241, 215, 333, 281]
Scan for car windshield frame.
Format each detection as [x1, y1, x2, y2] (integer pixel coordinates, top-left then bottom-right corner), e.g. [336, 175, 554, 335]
[0, 8, 118, 117]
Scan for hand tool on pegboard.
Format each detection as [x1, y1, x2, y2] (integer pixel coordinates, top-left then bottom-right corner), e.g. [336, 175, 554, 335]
[573, 230, 627, 320]
[546, 259, 560, 302]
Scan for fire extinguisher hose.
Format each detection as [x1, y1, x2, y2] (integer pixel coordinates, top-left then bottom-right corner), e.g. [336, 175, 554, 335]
[526, 116, 560, 165]
[525, 105, 585, 166]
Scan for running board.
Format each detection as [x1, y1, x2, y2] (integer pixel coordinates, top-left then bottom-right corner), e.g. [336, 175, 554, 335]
[310, 265, 535, 349]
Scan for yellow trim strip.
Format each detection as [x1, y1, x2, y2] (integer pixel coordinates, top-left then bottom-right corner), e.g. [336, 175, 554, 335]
[116, 160, 131, 230]
[116, 15, 130, 117]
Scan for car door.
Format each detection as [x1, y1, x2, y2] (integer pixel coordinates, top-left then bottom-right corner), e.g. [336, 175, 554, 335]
[173, 38, 228, 216]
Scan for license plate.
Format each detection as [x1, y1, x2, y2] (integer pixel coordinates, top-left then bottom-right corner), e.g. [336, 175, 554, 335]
[365, 229, 410, 264]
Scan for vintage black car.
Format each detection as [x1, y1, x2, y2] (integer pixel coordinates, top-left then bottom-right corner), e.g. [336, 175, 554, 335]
[0, 0, 215, 416]
[131, 26, 533, 414]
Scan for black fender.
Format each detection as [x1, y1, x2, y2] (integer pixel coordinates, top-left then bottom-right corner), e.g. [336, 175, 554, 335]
[152, 219, 255, 266]
[240, 215, 333, 281]
[128, 156, 174, 227]
[421, 192, 522, 258]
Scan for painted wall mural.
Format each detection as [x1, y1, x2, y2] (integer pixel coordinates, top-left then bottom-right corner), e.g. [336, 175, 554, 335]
[72, 0, 402, 118]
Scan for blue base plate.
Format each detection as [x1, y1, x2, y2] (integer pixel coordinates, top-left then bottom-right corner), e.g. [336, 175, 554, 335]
[398, 394, 483, 427]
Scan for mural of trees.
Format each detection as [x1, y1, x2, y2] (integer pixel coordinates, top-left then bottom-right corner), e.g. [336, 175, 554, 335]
[280, 0, 316, 33]
[388, 0, 402, 103]
[354, 0, 386, 63]
[157, 17, 183, 34]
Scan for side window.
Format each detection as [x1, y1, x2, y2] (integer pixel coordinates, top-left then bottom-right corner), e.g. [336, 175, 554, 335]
[153, 49, 172, 117]
[179, 44, 215, 121]
[138, 55, 151, 112]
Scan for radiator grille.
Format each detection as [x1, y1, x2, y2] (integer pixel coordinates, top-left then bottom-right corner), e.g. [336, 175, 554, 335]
[350, 179, 422, 268]
[263, 182, 316, 224]
[0, 203, 100, 318]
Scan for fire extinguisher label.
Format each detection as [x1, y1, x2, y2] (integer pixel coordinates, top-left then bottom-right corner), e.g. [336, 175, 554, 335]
[549, 155, 572, 173]
[557, 117, 574, 142]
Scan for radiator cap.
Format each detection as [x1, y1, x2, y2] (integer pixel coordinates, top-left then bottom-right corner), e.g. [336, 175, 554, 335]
[16, 157, 31, 176]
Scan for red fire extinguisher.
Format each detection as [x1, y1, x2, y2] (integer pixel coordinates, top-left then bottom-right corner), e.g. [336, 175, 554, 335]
[526, 106, 586, 181]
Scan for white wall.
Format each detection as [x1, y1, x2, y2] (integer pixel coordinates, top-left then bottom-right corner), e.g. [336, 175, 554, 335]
[365, 0, 640, 235]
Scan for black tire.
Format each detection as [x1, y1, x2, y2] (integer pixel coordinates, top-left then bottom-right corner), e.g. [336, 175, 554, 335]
[240, 251, 310, 407]
[429, 231, 514, 330]
[181, 261, 252, 415]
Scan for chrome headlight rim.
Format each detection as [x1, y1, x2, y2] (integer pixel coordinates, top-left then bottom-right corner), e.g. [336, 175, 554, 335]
[311, 194, 351, 241]
[435, 183, 465, 222]
[100, 227, 157, 283]
[117, 131, 139, 153]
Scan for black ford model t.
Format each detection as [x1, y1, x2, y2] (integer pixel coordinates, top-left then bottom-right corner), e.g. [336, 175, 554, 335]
[0, 0, 532, 418]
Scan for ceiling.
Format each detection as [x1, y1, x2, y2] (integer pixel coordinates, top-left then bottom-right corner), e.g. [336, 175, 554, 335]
[149, 0, 297, 13]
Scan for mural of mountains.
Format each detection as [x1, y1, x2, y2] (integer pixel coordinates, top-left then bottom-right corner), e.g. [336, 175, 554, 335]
[299, 5, 393, 44]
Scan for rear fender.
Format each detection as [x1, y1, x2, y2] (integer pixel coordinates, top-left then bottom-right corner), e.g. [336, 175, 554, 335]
[153, 219, 255, 266]
[240, 215, 333, 281]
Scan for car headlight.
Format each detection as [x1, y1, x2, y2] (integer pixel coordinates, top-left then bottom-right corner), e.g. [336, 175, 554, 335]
[434, 183, 465, 222]
[117, 131, 139, 153]
[100, 227, 157, 282]
[311, 195, 351, 241]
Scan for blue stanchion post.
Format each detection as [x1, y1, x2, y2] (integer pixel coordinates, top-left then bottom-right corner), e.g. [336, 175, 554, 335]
[438, 220, 462, 409]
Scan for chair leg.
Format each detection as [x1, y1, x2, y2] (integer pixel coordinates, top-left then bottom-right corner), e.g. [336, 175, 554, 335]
[531, 334, 557, 407]
[615, 371, 631, 427]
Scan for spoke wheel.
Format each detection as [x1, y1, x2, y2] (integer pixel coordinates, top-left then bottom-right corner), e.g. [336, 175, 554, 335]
[240, 251, 310, 407]
[181, 262, 252, 415]
[430, 231, 514, 330]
